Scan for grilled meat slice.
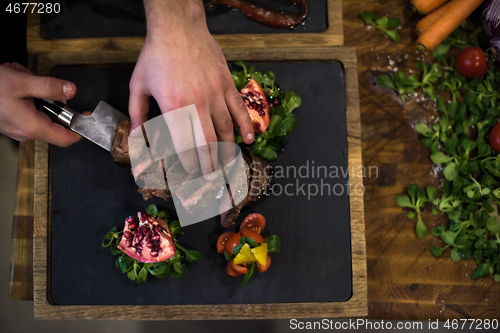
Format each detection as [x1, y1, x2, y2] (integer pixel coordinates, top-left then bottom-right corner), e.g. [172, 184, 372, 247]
[110, 120, 132, 167]
[219, 148, 273, 227]
[111, 120, 272, 225]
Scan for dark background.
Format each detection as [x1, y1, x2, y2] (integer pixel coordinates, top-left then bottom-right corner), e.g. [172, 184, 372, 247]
[0, 9, 27, 65]
[40, 0, 327, 39]
[50, 62, 352, 305]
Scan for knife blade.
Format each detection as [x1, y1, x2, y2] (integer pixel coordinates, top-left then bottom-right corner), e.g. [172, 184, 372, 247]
[34, 98, 130, 151]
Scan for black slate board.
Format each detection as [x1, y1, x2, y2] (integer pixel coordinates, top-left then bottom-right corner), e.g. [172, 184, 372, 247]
[51, 62, 351, 305]
[41, 0, 327, 39]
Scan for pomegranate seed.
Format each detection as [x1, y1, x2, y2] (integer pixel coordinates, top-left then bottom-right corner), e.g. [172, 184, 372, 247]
[128, 222, 137, 230]
[124, 231, 133, 240]
[150, 251, 158, 257]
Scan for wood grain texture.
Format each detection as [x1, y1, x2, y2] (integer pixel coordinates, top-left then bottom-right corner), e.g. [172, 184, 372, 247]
[26, 0, 343, 54]
[32, 47, 366, 320]
[9, 141, 35, 301]
[343, 0, 500, 320]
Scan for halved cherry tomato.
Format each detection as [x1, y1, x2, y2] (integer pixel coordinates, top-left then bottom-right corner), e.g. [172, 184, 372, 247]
[256, 255, 272, 273]
[240, 213, 266, 234]
[226, 233, 243, 255]
[240, 229, 264, 244]
[229, 259, 248, 275]
[216, 231, 236, 254]
[226, 261, 243, 277]
[490, 122, 500, 152]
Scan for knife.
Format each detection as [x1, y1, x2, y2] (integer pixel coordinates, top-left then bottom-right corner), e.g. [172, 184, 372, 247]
[34, 98, 130, 151]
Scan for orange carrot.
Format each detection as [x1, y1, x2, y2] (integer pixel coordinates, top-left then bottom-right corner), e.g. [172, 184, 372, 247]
[417, 0, 484, 52]
[415, 1, 455, 35]
[411, 0, 449, 15]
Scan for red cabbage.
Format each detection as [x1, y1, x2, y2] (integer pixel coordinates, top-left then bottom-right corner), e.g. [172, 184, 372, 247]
[482, 0, 500, 37]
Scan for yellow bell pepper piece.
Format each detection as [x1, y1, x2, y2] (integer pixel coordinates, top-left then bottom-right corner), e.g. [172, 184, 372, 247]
[233, 244, 257, 265]
[251, 242, 267, 266]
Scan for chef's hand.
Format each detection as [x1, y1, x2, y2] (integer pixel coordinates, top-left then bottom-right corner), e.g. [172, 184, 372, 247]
[129, 0, 254, 177]
[0, 62, 81, 147]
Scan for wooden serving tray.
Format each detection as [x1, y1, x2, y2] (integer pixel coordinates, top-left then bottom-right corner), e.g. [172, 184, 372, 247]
[32, 47, 366, 319]
[26, 0, 343, 54]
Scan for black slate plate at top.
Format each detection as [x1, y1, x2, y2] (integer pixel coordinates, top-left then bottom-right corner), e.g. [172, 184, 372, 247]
[41, 0, 327, 39]
[50, 61, 351, 305]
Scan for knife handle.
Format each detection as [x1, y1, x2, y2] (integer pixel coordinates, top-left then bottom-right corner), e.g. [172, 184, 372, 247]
[34, 98, 77, 128]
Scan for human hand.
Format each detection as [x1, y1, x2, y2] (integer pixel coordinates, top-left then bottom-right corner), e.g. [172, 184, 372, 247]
[0, 62, 81, 147]
[129, 0, 254, 178]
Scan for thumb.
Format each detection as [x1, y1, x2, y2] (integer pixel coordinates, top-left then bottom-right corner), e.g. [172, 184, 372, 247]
[21, 74, 76, 101]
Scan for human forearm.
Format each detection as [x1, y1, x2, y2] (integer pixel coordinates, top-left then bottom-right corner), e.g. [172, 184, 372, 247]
[143, 0, 206, 35]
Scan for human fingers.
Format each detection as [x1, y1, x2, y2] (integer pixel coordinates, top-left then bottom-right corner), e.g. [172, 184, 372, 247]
[128, 80, 150, 131]
[19, 73, 76, 101]
[9, 62, 32, 75]
[25, 100, 82, 147]
[192, 103, 220, 180]
[225, 87, 254, 144]
[162, 104, 200, 175]
[211, 102, 236, 167]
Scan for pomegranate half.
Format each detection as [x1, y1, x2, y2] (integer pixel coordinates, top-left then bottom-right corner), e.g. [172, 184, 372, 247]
[240, 78, 270, 134]
[118, 212, 176, 263]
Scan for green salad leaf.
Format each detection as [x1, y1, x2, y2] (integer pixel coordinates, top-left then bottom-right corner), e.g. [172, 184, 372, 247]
[393, 20, 500, 283]
[358, 11, 400, 42]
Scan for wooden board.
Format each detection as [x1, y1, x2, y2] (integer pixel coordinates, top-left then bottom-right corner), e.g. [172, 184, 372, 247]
[32, 47, 366, 319]
[26, 0, 343, 54]
[8, 140, 34, 301]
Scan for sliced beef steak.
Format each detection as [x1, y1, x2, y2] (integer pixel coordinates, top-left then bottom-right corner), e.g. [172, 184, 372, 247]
[219, 148, 273, 227]
[110, 121, 273, 226]
[110, 120, 132, 167]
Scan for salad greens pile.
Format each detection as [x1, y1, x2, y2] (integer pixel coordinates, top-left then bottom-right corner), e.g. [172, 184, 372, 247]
[231, 61, 301, 161]
[358, 11, 400, 42]
[388, 22, 500, 282]
[377, 22, 482, 102]
[102, 205, 201, 284]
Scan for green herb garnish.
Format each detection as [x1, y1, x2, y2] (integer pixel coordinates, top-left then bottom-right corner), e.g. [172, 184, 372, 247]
[377, 61, 442, 101]
[358, 12, 400, 42]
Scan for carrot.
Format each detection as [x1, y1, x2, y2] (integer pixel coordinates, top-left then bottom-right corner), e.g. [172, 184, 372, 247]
[415, 1, 455, 35]
[411, 0, 449, 15]
[417, 0, 484, 52]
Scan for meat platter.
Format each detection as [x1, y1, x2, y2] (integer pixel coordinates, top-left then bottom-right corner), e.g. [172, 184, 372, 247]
[33, 47, 366, 319]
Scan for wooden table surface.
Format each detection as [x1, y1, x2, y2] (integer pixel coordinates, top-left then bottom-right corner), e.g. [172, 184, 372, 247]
[9, 0, 500, 320]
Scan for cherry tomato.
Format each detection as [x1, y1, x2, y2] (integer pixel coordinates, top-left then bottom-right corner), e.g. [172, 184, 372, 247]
[240, 229, 264, 244]
[489, 122, 500, 152]
[216, 231, 236, 254]
[256, 255, 272, 273]
[226, 233, 242, 255]
[240, 213, 266, 234]
[229, 259, 248, 275]
[226, 261, 243, 277]
[455, 47, 488, 79]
